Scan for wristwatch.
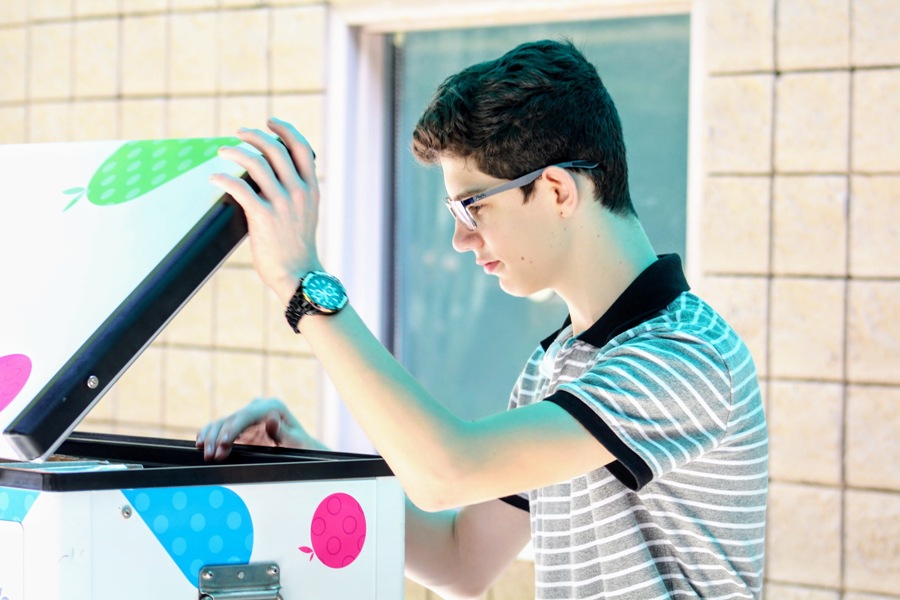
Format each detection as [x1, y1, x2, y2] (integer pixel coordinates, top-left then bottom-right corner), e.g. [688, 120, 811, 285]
[284, 271, 348, 333]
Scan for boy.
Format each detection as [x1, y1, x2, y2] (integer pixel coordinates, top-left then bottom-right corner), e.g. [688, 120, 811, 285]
[197, 40, 767, 599]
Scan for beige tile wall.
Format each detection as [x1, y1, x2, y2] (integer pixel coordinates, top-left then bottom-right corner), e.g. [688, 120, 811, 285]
[3, 0, 898, 598]
[698, 0, 900, 598]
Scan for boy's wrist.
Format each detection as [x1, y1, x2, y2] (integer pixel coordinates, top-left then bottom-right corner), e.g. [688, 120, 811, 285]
[274, 276, 302, 307]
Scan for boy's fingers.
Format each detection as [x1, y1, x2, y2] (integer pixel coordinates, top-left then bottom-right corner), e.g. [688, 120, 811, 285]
[209, 171, 266, 214]
[230, 127, 310, 206]
[216, 144, 288, 208]
[198, 421, 228, 460]
[267, 117, 318, 193]
[264, 413, 284, 443]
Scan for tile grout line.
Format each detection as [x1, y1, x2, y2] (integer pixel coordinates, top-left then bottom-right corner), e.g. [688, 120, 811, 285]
[839, 1, 853, 595]
[763, 0, 777, 587]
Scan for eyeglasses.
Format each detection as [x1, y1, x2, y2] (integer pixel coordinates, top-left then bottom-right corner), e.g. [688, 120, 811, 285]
[444, 160, 600, 231]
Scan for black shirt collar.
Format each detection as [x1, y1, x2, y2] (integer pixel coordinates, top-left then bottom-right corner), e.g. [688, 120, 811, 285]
[540, 254, 690, 351]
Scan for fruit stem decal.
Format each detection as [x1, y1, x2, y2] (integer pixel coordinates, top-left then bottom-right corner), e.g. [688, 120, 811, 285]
[62, 187, 85, 211]
[62, 137, 241, 212]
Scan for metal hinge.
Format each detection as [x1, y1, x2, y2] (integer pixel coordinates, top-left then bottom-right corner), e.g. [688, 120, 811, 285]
[198, 563, 282, 600]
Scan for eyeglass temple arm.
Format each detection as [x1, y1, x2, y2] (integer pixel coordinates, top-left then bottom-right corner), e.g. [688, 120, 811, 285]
[555, 160, 600, 170]
[462, 160, 600, 206]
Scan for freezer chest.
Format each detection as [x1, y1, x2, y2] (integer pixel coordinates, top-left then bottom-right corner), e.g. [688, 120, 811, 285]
[0, 139, 404, 599]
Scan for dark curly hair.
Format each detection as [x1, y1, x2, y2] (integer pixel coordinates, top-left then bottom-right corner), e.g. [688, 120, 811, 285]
[412, 39, 634, 216]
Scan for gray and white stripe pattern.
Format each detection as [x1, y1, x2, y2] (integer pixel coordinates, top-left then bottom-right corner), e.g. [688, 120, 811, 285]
[510, 292, 767, 599]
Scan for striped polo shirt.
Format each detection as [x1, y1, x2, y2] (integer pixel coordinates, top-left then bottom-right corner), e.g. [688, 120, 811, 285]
[504, 254, 767, 599]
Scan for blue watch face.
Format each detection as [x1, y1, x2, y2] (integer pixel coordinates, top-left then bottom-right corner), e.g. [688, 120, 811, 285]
[303, 272, 347, 312]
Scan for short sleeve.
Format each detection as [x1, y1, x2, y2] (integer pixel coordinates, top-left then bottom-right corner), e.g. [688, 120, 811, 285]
[547, 332, 733, 491]
[499, 493, 530, 511]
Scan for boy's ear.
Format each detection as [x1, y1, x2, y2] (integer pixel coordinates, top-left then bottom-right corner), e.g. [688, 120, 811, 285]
[543, 166, 581, 217]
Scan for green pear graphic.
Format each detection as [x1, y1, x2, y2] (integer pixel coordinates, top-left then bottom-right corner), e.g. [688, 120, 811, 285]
[63, 137, 242, 211]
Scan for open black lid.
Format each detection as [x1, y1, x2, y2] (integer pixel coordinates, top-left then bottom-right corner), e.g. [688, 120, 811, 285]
[0, 138, 252, 461]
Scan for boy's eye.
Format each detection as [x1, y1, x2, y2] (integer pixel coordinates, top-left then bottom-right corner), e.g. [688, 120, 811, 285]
[466, 203, 483, 217]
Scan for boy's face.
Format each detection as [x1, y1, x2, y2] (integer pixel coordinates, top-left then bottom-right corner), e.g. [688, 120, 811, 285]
[439, 154, 568, 298]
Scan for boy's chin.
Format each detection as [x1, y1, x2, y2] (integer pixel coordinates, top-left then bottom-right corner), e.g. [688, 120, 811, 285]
[497, 278, 540, 299]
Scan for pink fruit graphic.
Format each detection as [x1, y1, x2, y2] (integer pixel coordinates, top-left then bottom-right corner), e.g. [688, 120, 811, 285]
[299, 493, 367, 569]
[0, 354, 32, 412]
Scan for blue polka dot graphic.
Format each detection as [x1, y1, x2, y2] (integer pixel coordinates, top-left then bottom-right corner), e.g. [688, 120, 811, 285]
[0, 487, 39, 523]
[122, 486, 253, 587]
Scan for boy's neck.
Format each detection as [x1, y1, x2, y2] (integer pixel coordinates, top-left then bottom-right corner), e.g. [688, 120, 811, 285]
[556, 211, 658, 335]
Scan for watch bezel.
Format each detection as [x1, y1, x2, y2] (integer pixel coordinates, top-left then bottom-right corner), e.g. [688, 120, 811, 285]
[301, 271, 348, 313]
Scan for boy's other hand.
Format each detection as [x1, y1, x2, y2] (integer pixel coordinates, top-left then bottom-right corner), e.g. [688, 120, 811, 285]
[196, 397, 327, 461]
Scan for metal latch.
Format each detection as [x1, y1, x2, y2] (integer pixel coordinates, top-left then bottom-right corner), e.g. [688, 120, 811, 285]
[198, 563, 282, 600]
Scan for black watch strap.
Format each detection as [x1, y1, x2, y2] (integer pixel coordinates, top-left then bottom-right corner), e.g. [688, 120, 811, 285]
[284, 284, 316, 334]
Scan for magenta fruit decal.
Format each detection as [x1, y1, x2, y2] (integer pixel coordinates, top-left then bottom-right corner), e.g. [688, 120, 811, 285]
[300, 493, 367, 569]
[0, 354, 31, 413]
[63, 137, 242, 211]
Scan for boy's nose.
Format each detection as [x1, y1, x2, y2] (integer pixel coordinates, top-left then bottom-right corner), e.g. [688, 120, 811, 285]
[451, 219, 482, 253]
